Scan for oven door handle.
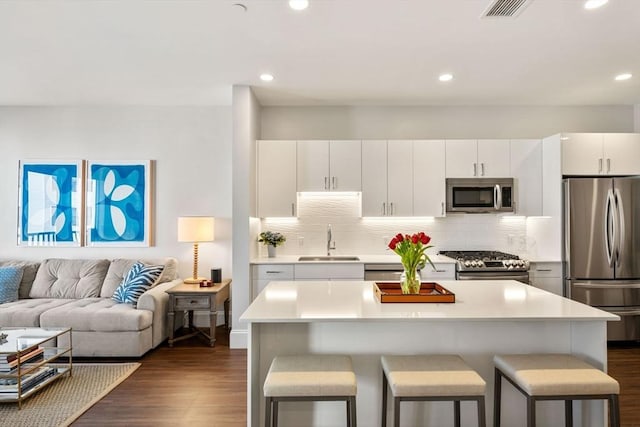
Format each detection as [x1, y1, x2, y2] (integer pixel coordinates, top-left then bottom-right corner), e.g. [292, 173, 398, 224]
[457, 272, 529, 283]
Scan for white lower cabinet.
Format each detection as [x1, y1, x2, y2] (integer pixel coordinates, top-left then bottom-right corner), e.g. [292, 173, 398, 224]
[529, 262, 563, 296]
[251, 264, 294, 299]
[251, 263, 365, 300]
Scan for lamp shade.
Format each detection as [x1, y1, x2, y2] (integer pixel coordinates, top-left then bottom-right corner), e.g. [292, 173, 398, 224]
[178, 217, 215, 242]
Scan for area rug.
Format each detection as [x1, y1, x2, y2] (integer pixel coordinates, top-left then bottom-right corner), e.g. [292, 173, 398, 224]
[0, 363, 140, 427]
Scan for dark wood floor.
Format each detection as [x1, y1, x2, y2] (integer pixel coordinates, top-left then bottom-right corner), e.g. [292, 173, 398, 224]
[72, 329, 639, 426]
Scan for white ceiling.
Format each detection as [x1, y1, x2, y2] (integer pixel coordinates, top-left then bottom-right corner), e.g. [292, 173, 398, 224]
[1, 0, 639, 106]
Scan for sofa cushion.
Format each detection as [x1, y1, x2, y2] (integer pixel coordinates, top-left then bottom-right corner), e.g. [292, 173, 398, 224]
[30, 259, 110, 299]
[101, 258, 177, 297]
[112, 262, 164, 307]
[0, 299, 75, 327]
[40, 298, 153, 332]
[0, 266, 23, 304]
[0, 260, 40, 299]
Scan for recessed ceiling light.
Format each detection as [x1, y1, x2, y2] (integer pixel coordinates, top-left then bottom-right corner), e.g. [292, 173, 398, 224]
[289, 0, 309, 11]
[439, 73, 454, 82]
[260, 73, 274, 82]
[584, 0, 608, 10]
[614, 73, 632, 81]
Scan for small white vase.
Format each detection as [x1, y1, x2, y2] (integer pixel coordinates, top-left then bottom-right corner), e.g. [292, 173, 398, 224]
[267, 245, 276, 258]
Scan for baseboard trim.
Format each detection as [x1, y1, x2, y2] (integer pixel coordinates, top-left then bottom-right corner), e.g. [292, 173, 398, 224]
[230, 329, 248, 349]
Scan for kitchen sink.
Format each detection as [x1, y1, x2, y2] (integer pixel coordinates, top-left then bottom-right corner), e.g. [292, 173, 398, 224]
[297, 256, 360, 262]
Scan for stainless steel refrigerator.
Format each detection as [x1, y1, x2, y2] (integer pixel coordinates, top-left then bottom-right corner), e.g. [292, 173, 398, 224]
[564, 177, 640, 341]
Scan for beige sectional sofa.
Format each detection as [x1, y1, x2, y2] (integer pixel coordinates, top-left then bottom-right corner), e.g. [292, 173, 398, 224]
[0, 258, 180, 357]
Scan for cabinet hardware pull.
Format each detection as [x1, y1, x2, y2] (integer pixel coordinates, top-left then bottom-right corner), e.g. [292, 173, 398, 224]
[382, 202, 386, 216]
[607, 158, 611, 173]
[291, 203, 295, 216]
[599, 158, 603, 173]
[332, 176, 336, 189]
[390, 202, 394, 215]
[324, 177, 328, 190]
[473, 163, 477, 176]
[536, 269, 552, 272]
[435, 270, 446, 273]
[481, 163, 485, 176]
[266, 271, 284, 274]
[441, 202, 444, 216]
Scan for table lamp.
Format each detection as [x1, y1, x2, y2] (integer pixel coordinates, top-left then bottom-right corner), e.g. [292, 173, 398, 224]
[178, 216, 215, 284]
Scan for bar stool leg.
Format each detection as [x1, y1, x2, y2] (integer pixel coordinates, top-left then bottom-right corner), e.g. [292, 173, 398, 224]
[350, 396, 357, 427]
[526, 396, 535, 427]
[454, 400, 461, 427]
[478, 396, 486, 427]
[564, 400, 573, 427]
[609, 394, 620, 427]
[273, 400, 279, 427]
[382, 371, 388, 427]
[265, 397, 272, 427]
[393, 397, 401, 427]
[493, 368, 502, 427]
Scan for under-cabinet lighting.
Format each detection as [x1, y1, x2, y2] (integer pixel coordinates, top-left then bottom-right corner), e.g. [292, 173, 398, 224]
[297, 192, 361, 198]
[614, 73, 632, 81]
[361, 217, 436, 222]
[584, 0, 608, 10]
[299, 312, 358, 319]
[260, 73, 274, 82]
[439, 73, 454, 82]
[263, 217, 298, 223]
[289, 0, 309, 11]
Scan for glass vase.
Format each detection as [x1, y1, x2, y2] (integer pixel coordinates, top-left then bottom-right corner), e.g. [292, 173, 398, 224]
[400, 268, 421, 294]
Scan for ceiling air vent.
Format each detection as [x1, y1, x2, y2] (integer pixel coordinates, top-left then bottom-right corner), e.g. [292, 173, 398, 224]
[482, 0, 533, 18]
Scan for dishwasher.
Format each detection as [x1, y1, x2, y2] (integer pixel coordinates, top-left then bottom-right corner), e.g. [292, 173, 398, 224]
[363, 264, 405, 282]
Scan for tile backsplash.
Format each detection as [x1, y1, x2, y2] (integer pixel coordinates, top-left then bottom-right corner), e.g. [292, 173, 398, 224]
[257, 193, 528, 257]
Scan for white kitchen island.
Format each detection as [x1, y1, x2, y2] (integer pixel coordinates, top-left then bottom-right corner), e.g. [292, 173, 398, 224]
[240, 280, 619, 427]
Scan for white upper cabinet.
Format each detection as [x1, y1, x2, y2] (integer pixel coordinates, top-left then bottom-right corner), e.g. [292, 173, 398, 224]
[387, 140, 414, 216]
[445, 139, 510, 177]
[297, 140, 361, 191]
[562, 133, 640, 175]
[361, 140, 388, 216]
[510, 139, 542, 216]
[362, 140, 413, 216]
[413, 140, 446, 217]
[257, 140, 297, 217]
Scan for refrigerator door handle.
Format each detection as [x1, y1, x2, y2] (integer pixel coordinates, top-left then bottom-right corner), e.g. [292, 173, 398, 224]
[614, 188, 625, 268]
[605, 189, 615, 268]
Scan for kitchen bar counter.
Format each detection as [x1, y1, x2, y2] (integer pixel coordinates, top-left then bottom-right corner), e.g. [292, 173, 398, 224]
[241, 280, 618, 427]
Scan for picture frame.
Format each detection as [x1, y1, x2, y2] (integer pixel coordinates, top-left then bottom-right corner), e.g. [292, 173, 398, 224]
[85, 160, 155, 247]
[17, 160, 84, 247]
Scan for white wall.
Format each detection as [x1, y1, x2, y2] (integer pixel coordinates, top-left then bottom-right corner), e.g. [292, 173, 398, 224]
[261, 105, 635, 139]
[231, 86, 261, 348]
[0, 106, 232, 279]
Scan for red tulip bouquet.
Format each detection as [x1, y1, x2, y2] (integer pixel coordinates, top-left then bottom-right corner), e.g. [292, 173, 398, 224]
[388, 232, 436, 294]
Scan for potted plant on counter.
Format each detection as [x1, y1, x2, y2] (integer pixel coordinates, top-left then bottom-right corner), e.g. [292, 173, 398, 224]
[258, 231, 286, 258]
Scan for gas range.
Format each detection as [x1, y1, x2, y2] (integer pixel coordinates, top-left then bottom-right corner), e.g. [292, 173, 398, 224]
[439, 250, 530, 283]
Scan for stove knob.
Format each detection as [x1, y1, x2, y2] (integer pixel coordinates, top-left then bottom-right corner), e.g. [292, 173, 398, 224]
[464, 261, 471, 267]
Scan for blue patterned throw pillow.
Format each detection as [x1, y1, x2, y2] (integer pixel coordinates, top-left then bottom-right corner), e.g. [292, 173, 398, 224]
[0, 266, 24, 304]
[112, 262, 164, 307]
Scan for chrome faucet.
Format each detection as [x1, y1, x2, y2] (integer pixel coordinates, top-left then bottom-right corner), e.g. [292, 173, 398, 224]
[327, 224, 336, 256]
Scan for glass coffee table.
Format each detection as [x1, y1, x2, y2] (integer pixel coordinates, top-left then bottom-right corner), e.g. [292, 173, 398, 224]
[0, 327, 72, 408]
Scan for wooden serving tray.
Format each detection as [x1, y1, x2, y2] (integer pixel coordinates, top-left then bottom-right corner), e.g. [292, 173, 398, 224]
[374, 282, 456, 303]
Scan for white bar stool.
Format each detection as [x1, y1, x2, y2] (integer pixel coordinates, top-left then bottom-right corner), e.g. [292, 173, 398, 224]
[263, 354, 357, 427]
[381, 355, 487, 427]
[493, 353, 620, 427]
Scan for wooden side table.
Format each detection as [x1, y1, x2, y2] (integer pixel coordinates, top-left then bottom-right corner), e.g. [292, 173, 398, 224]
[166, 279, 231, 347]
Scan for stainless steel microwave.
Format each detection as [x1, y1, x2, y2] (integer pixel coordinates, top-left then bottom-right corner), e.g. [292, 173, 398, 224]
[446, 178, 514, 213]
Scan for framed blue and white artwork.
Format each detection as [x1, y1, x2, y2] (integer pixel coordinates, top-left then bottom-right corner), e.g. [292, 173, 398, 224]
[17, 160, 84, 247]
[86, 160, 155, 247]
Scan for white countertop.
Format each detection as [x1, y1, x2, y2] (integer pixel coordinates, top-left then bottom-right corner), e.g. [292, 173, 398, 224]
[240, 280, 619, 323]
[250, 254, 456, 264]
